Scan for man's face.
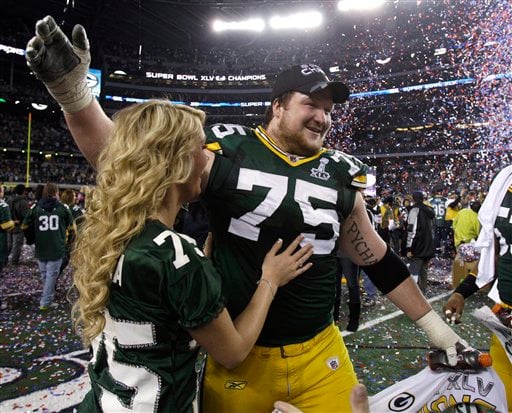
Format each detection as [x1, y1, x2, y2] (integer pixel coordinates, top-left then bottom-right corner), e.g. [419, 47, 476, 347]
[271, 89, 334, 156]
[177, 132, 208, 203]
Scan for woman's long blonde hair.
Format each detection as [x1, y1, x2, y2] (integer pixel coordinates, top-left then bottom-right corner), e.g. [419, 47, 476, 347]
[71, 100, 206, 346]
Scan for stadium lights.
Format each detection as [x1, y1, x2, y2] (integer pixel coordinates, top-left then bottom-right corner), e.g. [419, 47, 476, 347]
[113, 70, 127, 75]
[212, 18, 265, 32]
[376, 57, 391, 65]
[211, 12, 322, 32]
[269, 11, 322, 30]
[337, 0, 384, 12]
[31, 103, 48, 110]
[456, 122, 490, 129]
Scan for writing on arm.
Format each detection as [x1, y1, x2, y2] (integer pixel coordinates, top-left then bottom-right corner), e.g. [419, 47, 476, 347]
[340, 194, 386, 266]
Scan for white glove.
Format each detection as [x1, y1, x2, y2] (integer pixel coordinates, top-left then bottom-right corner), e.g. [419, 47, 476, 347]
[26, 15, 93, 113]
[415, 309, 469, 366]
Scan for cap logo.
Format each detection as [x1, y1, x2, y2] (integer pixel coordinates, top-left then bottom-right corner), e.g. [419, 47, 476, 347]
[300, 64, 326, 77]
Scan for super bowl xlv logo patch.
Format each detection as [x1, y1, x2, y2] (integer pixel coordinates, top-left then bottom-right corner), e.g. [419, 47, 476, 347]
[326, 356, 340, 371]
[224, 380, 248, 390]
[310, 158, 331, 181]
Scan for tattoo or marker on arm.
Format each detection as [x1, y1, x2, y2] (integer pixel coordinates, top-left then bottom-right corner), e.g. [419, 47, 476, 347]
[346, 221, 378, 265]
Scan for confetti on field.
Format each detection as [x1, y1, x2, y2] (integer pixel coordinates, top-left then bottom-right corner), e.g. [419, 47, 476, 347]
[0, 247, 496, 411]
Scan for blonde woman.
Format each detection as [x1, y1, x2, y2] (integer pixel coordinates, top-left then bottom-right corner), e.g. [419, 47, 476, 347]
[72, 100, 313, 412]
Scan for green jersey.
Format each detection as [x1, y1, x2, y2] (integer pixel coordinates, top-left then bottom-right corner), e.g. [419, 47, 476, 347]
[22, 199, 74, 260]
[429, 195, 447, 227]
[495, 186, 512, 305]
[80, 220, 224, 413]
[204, 124, 368, 346]
[0, 200, 13, 261]
[71, 204, 84, 220]
[71, 204, 85, 233]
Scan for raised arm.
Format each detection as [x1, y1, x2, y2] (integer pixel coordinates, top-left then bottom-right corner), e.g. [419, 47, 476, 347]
[64, 100, 113, 167]
[26, 15, 113, 167]
[188, 235, 313, 369]
[339, 192, 468, 364]
[339, 193, 429, 319]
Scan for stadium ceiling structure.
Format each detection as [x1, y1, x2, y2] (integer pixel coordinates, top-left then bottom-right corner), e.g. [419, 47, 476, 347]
[6, 1, 333, 45]
[4, 0, 447, 52]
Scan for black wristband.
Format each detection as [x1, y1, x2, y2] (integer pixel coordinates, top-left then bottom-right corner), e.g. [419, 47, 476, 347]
[453, 273, 479, 299]
[362, 244, 410, 294]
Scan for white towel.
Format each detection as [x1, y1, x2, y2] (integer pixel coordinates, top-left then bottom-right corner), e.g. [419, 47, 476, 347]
[474, 165, 512, 301]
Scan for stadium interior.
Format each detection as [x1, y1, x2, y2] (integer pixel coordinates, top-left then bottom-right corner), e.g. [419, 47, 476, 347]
[0, 0, 510, 411]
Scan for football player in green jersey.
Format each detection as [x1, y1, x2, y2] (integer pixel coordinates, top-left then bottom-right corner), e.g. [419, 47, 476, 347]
[22, 182, 75, 310]
[0, 184, 15, 310]
[443, 165, 512, 407]
[26, 16, 471, 412]
[59, 188, 84, 275]
[70, 100, 312, 412]
[429, 184, 448, 256]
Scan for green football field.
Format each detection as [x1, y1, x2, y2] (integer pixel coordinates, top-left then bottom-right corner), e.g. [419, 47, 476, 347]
[343, 287, 493, 395]
[0, 252, 497, 412]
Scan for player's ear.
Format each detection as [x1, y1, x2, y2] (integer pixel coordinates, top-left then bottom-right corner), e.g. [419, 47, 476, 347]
[272, 98, 283, 119]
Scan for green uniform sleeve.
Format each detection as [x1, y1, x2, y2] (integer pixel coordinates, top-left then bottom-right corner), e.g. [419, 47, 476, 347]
[21, 206, 35, 229]
[169, 236, 225, 330]
[327, 149, 369, 190]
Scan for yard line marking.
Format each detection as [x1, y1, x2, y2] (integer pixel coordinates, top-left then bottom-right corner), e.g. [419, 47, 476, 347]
[5, 290, 42, 297]
[342, 291, 452, 337]
[0, 350, 91, 412]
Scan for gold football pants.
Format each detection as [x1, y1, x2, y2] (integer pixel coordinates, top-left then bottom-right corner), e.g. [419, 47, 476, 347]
[201, 323, 358, 413]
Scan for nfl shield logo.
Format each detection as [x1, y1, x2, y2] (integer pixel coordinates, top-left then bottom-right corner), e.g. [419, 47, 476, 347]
[326, 356, 340, 371]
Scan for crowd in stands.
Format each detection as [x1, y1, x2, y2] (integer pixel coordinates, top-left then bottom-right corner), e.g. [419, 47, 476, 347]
[1, 0, 509, 195]
[0, 1, 484, 92]
[2, 103, 510, 195]
[368, 152, 512, 196]
[94, 0, 470, 81]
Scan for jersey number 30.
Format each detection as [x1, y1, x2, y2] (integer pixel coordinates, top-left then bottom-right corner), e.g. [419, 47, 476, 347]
[38, 215, 59, 231]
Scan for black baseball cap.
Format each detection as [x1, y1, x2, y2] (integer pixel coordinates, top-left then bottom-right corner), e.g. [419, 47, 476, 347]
[271, 64, 350, 103]
[412, 190, 424, 202]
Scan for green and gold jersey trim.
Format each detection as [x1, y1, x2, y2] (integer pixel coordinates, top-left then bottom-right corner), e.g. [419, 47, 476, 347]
[0, 220, 14, 230]
[205, 142, 222, 153]
[254, 125, 327, 167]
[351, 174, 368, 188]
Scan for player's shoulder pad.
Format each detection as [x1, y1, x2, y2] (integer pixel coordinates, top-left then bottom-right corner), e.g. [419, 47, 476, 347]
[324, 149, 369, 189]
[204, 123, 254, 153]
